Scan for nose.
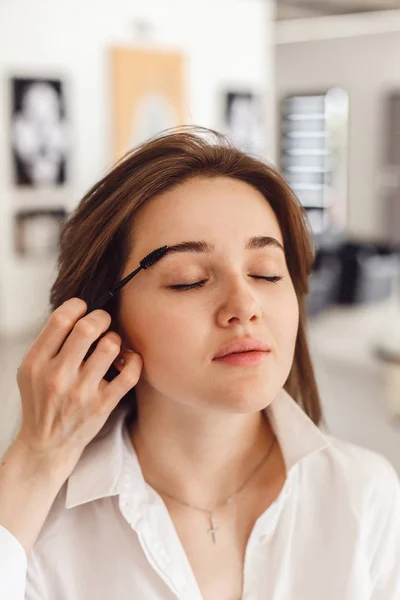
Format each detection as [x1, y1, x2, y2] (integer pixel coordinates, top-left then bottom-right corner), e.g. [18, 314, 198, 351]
[215, 275, 263, 326]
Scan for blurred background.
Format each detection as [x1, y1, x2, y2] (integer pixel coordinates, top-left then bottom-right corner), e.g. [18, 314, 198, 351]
[1, 0, 400, 472]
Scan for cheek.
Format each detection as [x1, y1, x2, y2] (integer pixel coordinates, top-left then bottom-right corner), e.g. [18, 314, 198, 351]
[121, 300, 195, 365]
[272, 287, 299, 350]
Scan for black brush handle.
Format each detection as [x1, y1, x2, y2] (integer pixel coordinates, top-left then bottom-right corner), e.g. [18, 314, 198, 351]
[88, 290, 115, 313]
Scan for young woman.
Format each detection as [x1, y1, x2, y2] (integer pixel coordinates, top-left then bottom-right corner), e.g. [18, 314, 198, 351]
[0, 127, 399, 600]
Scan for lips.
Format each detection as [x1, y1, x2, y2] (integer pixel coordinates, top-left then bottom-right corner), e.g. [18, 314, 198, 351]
[213, 337, 271, 359]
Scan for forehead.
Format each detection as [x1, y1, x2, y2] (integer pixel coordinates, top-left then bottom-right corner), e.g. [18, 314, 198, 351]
[132, 176, 283, 251]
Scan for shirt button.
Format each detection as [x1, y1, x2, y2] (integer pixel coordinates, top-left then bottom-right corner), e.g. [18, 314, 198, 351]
[259, 533, 271, 543]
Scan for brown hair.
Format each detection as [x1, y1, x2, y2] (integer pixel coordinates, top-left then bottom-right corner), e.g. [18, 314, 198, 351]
[50, 126, 324, 427]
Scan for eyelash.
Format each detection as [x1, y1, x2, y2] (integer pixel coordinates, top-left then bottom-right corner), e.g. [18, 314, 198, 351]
[169, 276, 284, 291]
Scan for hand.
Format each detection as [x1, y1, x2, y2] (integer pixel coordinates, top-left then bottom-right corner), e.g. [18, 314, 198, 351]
[14, 297, 142, 473]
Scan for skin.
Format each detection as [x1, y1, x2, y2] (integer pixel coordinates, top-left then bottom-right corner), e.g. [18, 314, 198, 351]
[115, 175, 299, 509]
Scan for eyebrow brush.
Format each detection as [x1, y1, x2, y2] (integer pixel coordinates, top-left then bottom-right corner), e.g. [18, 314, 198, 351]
[89, 245, 169, 312]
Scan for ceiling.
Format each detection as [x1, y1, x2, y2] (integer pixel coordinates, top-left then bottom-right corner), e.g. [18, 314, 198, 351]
[277, 0, 400, 20]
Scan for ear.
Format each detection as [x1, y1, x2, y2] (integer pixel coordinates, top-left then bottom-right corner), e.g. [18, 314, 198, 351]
[113, 354, 125, 373]
[113, 346, 134, 372]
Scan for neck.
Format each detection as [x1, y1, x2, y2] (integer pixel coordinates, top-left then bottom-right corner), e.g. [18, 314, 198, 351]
[129, 394, 277, 510]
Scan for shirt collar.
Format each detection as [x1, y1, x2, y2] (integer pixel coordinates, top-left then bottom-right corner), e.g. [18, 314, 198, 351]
[65, 388, 331, 510]
[65, 407, 129, 509]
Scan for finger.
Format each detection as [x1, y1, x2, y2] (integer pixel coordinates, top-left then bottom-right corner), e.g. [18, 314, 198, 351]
[26, 298, 88, 363]
[54, 309, 112, 373]
[79, 332, 121, 387]
[100, 352, 142, 410]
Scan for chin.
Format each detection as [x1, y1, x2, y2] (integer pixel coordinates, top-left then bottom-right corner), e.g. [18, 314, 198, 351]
[215, 387, 276, 414]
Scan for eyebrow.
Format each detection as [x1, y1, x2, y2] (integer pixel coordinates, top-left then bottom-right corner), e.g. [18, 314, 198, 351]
[162, 236, 284, 258]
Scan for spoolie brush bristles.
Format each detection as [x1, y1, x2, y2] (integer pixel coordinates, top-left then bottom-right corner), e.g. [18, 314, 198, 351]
[88, 245, 170, 312]
[140, 245, 169, 269]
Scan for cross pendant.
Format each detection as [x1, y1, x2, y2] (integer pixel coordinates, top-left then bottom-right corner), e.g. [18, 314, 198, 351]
[207, 514, 219, 544]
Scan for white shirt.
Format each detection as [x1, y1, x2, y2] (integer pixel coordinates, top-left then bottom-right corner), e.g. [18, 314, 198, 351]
[1, 388, 400, 600]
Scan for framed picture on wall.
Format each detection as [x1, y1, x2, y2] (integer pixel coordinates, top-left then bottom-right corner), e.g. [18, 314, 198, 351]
[223, 91, 261, 154]
[14, 208, 68, 257]
[10, 77, 69, 187]
[111, 47, 186, 160]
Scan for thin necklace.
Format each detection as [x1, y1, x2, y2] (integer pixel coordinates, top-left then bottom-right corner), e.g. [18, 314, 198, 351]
[149, 435, 277, 544]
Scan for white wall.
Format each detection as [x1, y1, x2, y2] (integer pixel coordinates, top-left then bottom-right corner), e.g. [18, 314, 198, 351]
[275, 10, 400, 241]
[0, 0, 275, 337]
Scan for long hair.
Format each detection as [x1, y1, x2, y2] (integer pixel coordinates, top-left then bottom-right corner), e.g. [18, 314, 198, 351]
[50, 126, 323, 427]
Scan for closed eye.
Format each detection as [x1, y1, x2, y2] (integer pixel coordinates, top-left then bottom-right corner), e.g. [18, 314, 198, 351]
[169, 276, 284, 291]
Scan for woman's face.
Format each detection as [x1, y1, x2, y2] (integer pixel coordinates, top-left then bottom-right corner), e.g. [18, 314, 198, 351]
[117, 176, 299, 413]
